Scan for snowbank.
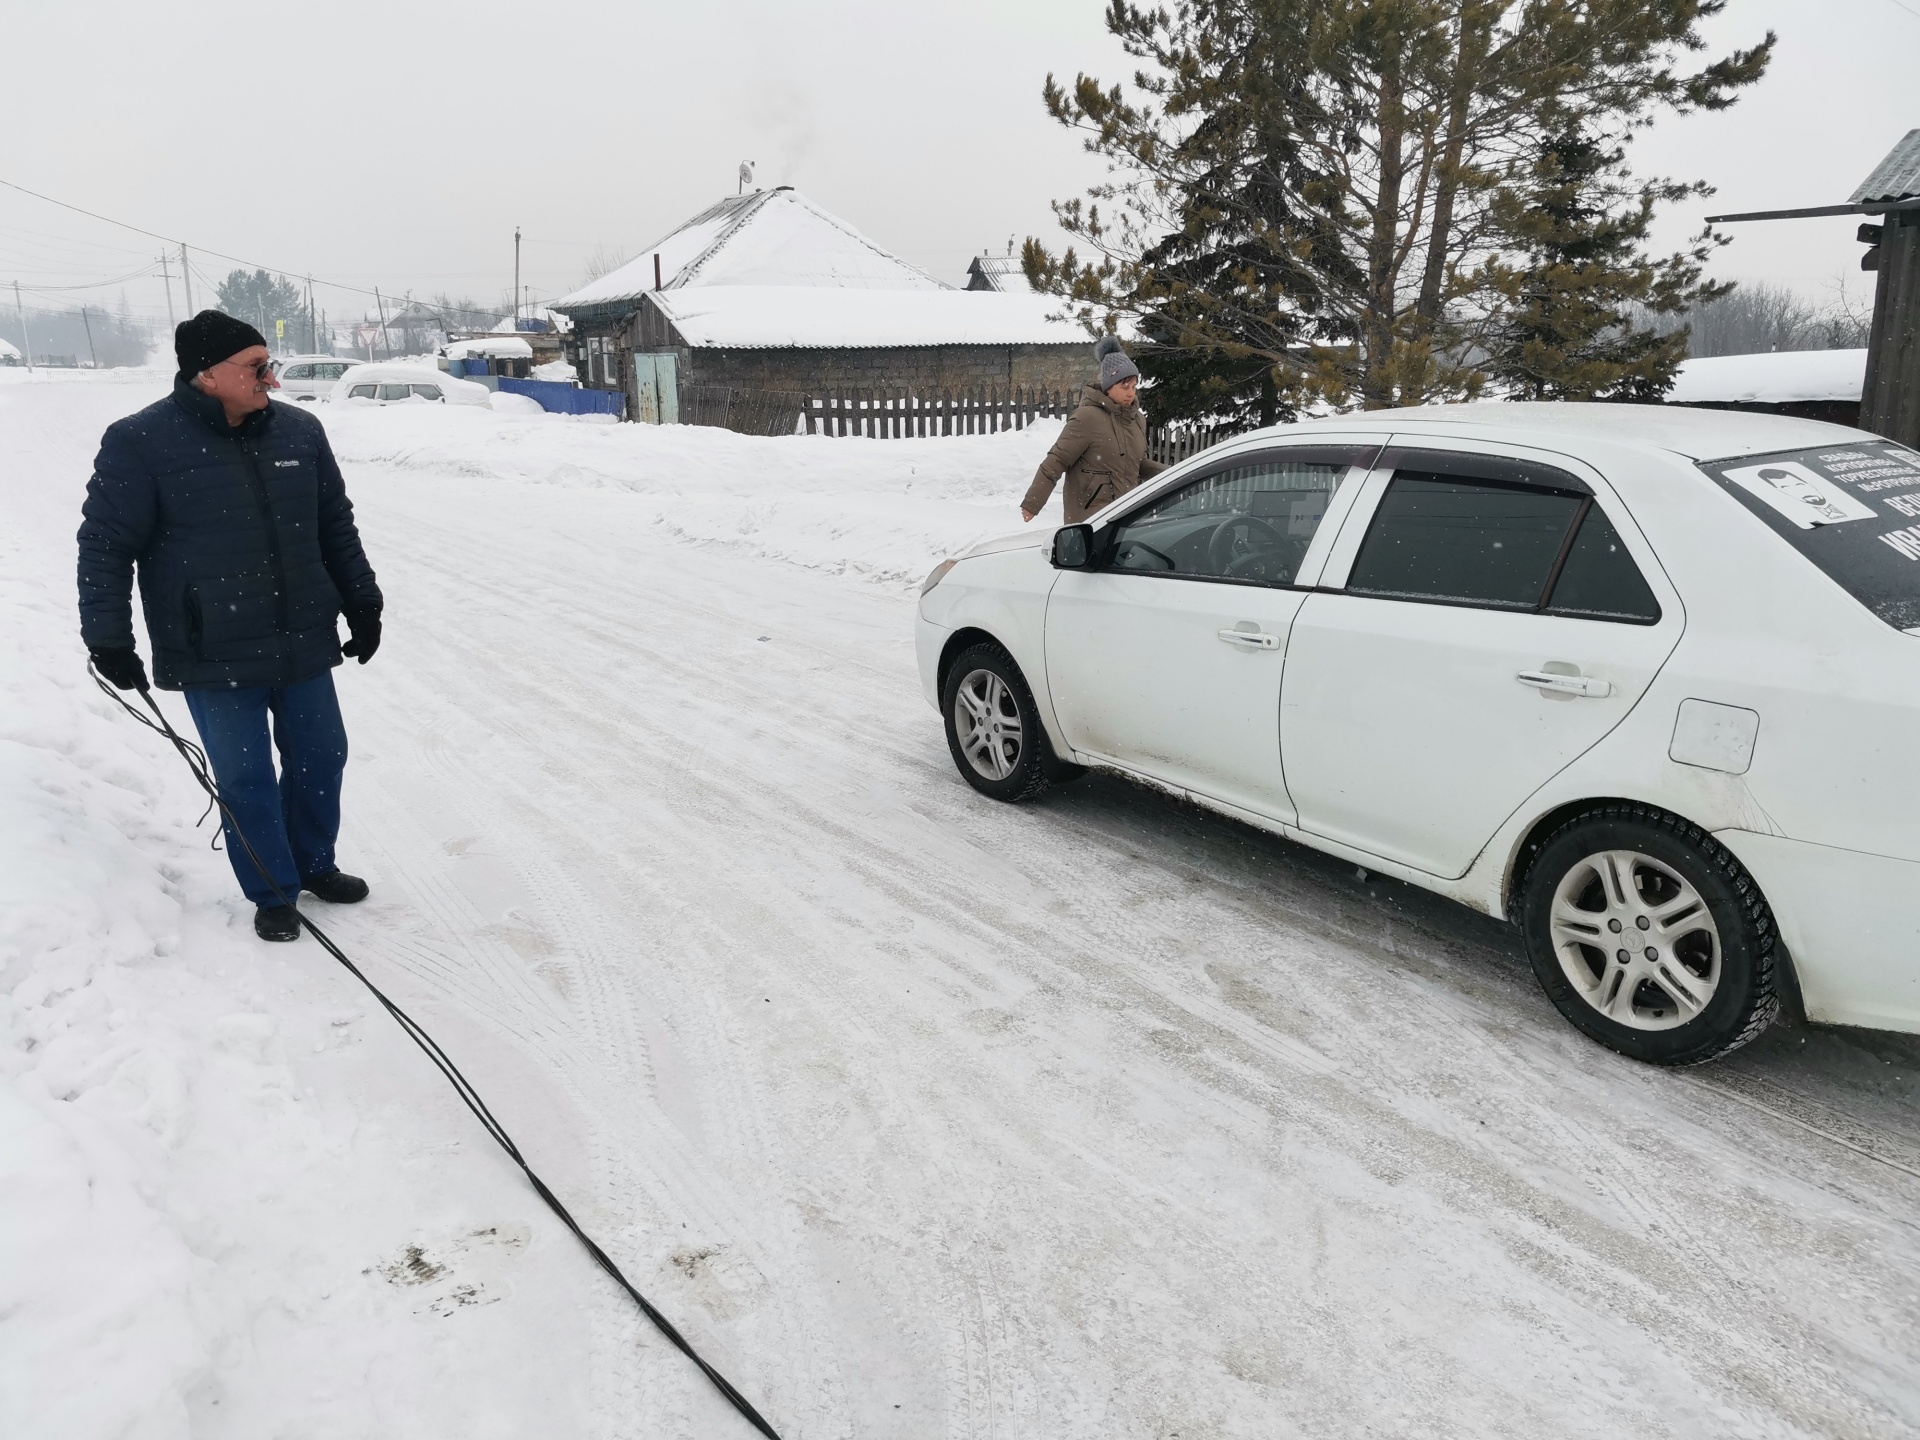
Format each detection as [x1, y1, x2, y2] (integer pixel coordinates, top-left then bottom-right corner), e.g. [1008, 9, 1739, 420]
[1668, 348, 1867, 405]
[445, 336, 533, 361]
[315, 402, 1064, 587]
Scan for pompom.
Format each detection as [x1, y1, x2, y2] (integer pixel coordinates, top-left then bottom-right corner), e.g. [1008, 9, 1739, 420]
[1093, 334, 1125, 361]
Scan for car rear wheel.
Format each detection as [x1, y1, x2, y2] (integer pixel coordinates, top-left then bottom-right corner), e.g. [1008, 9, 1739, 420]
[1518, 804, 1778, 1065]
[942, 643, 1060, 802]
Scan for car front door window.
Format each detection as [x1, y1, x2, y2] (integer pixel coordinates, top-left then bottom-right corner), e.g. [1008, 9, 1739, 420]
[1109, 459, 1345, 585]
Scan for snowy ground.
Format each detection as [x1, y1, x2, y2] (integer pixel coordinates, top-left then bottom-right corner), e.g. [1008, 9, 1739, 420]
[6, 368, 1920, 1439]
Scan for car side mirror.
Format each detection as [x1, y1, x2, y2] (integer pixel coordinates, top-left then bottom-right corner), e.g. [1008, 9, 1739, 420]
[1051, 523, 1095, 569]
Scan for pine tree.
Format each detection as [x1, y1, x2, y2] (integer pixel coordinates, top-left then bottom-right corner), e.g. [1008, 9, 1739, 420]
[214, 269, 306, 351]
[1479, 129, 1722, 400]
[1026, 0, 1772, 420]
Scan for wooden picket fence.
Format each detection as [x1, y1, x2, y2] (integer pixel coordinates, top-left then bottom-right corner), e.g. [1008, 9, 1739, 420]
[1146, 422, 1240, 468]
[801, 386, 1072, 438]
[679, 380, 1243, 468]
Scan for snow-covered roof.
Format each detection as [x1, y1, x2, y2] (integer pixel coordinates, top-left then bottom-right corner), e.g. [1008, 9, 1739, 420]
[647, 286, 1087, 349]
[0, 336, 21, 360]
[1851, 129, 1920, 205]
[490, 307, 556, 334]
[552, 188, 945, 312]
[965, 255, 1032, 294]
[1665, 349, 1867, 406]
[446, 335, 534, 359]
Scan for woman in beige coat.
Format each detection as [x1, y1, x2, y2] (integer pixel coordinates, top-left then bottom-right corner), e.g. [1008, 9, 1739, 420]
[1021, 337, 1165, 524]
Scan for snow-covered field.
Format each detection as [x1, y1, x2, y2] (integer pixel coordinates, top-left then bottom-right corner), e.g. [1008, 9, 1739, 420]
[6, 367, 1920, 1439]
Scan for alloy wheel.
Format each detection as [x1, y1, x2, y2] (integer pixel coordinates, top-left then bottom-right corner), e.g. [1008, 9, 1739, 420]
[952, 668, 1023, 781]
[1548, 849, 1722, 1031]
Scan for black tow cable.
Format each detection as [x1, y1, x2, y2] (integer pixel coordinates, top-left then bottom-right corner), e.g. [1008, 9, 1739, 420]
[92, 668, 786, 1440]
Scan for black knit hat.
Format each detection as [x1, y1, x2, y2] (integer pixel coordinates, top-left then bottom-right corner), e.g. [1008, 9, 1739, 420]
[175, 310, 267, 378]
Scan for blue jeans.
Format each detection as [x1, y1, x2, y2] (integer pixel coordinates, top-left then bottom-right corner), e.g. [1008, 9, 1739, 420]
[184, 671, 349, 906]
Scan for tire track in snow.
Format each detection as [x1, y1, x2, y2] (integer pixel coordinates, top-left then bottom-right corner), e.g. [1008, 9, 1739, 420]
[340, 462, 1920, 1439]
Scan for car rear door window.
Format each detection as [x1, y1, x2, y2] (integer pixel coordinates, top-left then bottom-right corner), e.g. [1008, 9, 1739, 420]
[283, 364, 312, 380]
[1107, 454, 1358, 585]
[1546, 504, 1661, 621]
[1699, 441, 1920, 631]
[1347, 474, 1585, 608]
[377, 384, 411, 401]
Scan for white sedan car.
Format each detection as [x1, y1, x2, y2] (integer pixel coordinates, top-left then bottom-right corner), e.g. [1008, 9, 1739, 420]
[328, 362, 492, 407]
[917, 405, 1920, 1065]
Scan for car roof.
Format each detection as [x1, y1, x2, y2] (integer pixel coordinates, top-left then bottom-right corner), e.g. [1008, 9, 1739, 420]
[1231, 401, 1870, 464]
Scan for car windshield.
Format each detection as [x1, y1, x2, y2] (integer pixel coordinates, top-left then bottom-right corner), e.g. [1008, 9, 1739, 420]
[1698, 440, 1920, 631]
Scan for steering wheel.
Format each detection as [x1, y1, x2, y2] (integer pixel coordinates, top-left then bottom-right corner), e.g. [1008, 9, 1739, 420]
[1205, 515, 1291, 580]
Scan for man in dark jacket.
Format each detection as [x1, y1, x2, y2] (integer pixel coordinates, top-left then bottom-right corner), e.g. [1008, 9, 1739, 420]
[77, 310, 383, 942]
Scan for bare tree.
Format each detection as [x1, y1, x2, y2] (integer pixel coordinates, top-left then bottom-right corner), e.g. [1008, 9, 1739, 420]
[580, 244, 632, 286]
[1652, 277, 1873, 357]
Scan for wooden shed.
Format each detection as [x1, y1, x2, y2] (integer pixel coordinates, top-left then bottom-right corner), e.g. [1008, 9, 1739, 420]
[550, 188, 1091, 432]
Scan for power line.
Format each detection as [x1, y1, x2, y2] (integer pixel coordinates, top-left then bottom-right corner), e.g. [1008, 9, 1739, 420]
[0, 176, 512, 321]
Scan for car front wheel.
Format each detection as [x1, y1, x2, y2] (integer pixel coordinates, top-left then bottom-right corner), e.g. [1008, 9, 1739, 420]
[941, 642, 1060, 802]
[1518, 804, 1779, 1065]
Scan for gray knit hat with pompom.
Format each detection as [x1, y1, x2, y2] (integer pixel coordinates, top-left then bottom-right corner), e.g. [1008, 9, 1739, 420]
[1095, 334, 1139, 390]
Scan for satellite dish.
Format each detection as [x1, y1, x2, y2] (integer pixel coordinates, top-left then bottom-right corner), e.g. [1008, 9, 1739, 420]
[738, 161, 755, 194]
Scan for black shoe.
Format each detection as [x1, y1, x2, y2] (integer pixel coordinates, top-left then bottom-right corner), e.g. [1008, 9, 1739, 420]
[302, 870, 370, 904]
[254, 904, 301, 942]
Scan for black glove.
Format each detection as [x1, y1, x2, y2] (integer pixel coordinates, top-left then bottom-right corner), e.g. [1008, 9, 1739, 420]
[90, 646, 149, 691]
[340, 602, 382, 664]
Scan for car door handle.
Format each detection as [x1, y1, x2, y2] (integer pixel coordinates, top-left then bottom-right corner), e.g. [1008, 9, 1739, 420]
[1217, 629, 1281, 649]
[1518, 670, 1613, 698]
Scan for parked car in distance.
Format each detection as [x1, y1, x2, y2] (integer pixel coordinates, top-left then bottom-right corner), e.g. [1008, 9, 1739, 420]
[328, 362, 492, 407]
[917, 403, 1920, 1065]
[270, 355, 356, 403]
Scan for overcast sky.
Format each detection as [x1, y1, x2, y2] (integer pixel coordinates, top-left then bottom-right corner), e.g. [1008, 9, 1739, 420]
[3, 0, 1913, 331]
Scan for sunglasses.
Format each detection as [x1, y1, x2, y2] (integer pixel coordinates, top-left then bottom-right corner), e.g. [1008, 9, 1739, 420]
[215, 357, 275, 380]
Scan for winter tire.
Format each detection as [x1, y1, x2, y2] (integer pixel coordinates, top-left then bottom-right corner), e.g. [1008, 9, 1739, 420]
[942, 642, 1058, 802]
[1518, 804, 1778, 1065]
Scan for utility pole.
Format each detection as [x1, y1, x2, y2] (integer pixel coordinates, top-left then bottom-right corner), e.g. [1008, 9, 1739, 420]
[307, 275, 316, 353]
[180, 244, 194, 314]
[81, 306, 98, 368]
[13, 280, 32, 371]
[374, 286, 389, 360]
[513, 226, 521, 327]
[158, 253, 176, 329]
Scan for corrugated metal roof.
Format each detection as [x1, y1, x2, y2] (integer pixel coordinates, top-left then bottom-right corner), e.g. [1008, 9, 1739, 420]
[1850, 128, 1920, 204]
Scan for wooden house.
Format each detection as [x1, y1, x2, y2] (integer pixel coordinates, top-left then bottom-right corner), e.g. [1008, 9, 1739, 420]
[550, 189, 1090, 430]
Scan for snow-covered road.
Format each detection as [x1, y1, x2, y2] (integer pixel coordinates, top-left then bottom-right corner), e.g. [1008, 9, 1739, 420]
[7, 371, 1920, 1439]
